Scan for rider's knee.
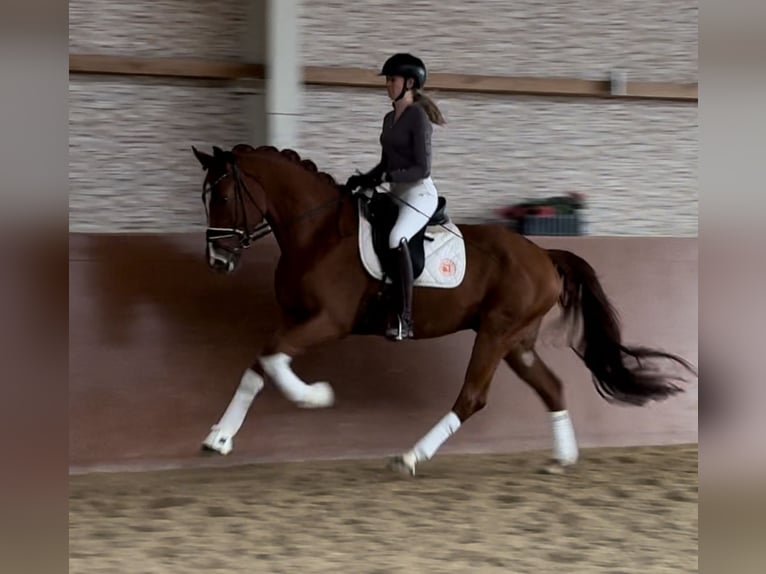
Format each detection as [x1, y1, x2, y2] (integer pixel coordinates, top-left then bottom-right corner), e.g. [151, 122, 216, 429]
[388, 229, 406, 250]
[390, 230, 414, 249]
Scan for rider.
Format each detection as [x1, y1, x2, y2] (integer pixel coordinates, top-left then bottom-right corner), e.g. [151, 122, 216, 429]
[345, 53, 447, 341]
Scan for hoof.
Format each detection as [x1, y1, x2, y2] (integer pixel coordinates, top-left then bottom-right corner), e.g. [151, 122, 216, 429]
[540, 460, 575, 475]
[201, 426, 233, 455]
[387, 455, 416, 477]
[297, 381, 335, 408]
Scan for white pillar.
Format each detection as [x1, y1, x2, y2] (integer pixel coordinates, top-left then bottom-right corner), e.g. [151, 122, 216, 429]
[265, 0, 302, 149]
[242, 0, 268, 148]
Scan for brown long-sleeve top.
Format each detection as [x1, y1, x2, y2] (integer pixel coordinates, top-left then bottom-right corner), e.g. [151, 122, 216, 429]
[367, 102, 432, 184]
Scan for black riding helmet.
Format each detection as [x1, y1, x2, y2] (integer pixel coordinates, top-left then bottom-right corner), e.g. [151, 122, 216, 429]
[379, 53, 427, 102]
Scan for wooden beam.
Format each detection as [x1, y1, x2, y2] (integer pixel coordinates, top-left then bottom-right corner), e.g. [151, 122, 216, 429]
[304, 66, 610, 97]
[69, 54, 264, 80]
[624, 80, 699, 101]
[303, 66, 697, 101]
[70, 54, 697, 102]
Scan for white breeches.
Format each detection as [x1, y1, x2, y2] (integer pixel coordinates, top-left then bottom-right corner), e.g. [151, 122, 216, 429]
[388, 177, 439, 249]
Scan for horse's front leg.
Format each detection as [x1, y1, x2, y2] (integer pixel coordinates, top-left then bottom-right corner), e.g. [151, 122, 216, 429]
[257, 310, 347, 408]
[202, 368, 265, 455]
[201, 310, 346, 455]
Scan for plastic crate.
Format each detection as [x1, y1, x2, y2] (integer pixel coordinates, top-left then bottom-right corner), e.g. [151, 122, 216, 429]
[518, 213, 584, 236]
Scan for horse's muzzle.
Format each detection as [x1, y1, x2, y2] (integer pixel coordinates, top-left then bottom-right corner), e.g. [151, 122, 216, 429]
[206, 241, 241, 274]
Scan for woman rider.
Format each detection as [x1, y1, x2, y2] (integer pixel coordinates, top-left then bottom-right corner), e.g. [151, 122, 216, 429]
[345, 53, 446, 340]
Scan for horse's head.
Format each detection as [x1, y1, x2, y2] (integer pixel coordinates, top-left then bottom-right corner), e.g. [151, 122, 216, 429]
[192, 145, 271, 274]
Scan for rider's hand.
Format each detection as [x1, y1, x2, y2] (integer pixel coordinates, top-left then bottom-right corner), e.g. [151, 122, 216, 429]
[344, 174, 363, 193]
[345, 173, 376, 193]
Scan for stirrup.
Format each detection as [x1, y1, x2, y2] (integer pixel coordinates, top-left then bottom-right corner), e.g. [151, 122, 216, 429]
[386, 315, 414, 341]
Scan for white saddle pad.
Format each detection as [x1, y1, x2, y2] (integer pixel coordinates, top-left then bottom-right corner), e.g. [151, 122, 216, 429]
[357, 198, 466, 289]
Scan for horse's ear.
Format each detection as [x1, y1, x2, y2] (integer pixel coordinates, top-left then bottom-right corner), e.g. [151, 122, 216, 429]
[192, 146, 213, 171]
[212, 145, 235, 167]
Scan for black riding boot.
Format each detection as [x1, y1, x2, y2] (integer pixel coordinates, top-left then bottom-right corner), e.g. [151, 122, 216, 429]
[386, 239, 414, 341]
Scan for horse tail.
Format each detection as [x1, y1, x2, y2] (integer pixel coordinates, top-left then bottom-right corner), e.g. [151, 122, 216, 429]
[546, 249, 696, 406]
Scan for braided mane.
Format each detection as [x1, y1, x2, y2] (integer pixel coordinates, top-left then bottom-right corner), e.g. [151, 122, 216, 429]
[232, 143, 340, 189]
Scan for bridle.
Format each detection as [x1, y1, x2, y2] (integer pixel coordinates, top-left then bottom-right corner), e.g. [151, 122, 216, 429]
[201, 162, 272, 251]
[200, 157, 273, 273]
[200, 150, 349, 271]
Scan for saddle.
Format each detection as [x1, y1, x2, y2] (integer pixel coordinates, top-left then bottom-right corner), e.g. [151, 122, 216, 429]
[358, 191, 449, 281]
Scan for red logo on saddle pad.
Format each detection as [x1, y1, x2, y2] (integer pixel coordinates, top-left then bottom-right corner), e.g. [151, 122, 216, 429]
[439, 259, 456, 276]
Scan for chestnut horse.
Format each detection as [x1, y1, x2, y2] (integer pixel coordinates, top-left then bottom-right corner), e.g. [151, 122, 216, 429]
[192, 144, 696, 475]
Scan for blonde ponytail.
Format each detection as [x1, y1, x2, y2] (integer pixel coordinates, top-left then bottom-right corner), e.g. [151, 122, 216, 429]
[413, 90, 446, 126]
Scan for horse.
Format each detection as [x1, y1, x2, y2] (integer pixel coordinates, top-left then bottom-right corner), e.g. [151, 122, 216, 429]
[191, 143, 697, 476]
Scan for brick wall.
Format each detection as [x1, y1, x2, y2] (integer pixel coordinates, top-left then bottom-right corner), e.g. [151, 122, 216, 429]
[69, 0, 697, 235]
[296, 0, 698, 235]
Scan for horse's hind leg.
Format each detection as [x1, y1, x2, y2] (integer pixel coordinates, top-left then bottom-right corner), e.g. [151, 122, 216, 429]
[388, 325, 514, 476]
[504, 343, 579, 472]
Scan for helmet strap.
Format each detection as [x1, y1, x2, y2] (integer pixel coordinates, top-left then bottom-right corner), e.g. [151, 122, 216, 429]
[392, 84, 407, 104]
[391, 78, 413, 105]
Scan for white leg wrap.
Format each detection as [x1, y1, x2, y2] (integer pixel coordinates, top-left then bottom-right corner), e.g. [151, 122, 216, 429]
[259, 352, 334, 408]
[551, 410, 579, 465]
[203, 369, 264, 455]
[403, 411, 462, 467]
[217, 369, 264, 433]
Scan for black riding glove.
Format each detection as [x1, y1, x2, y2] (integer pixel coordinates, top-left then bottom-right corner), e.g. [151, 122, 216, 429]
[344, 172, 379, 193]
[344, 174, 363, 192]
